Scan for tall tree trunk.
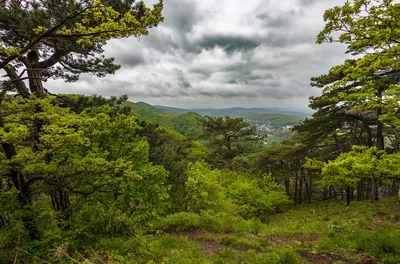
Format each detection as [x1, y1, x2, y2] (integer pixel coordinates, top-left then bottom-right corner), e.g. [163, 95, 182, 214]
[25, 59, 72, 227]
[363, 122, 373, 147]
[26, 49, 46, 98]
[371, 178, 379, 201]
[51, 188, 71, 228]
[375, 92, 384, 150]
[3, 65, 31, 97]
[356, 181, 361, 201]
[1, 143, 38, 238]
[284, 178, 290, 198]
[391, 178, 398, 196]
[294, 172, 298, 205]
[346, 187, 351, 206]
[308, 170, 313, 203]
[298, 173, 303, 205]
[0, 211, 6, 228]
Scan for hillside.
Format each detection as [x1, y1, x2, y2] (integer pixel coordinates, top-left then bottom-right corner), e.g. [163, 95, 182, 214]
[122, 101, 202, 137]
[154, 105, 312, 118]
[135, 102, 304, 144]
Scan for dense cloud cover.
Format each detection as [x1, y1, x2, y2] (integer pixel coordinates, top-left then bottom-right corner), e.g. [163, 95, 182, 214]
[49, 0, 348, 109]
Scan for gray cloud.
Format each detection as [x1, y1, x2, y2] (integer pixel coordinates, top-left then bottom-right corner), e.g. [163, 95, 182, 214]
[196, 34, 262, 54]
[48, 0, 349, 109]
[256, 11, 297, 28]
[175, 68, 192, 89]
[163, 0, 202, 33]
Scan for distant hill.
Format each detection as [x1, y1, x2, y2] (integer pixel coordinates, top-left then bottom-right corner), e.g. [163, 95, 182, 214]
[122, 101, 202, 137]
[154, 105, 312, 118]
[123, 101, 307, 144]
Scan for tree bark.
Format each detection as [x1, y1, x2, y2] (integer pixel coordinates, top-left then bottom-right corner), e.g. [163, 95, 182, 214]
[1, 141, 38, 239]
[51, 188, 71, 228]
[375, 92, 384, 150]
[346, 186, 351, 206]
[356, 181, 361, 201]
[371, 178, 379, 201]
[294, 172, 298, 205]
[284, 178, 290, 198]
[298, 173, 303, 205]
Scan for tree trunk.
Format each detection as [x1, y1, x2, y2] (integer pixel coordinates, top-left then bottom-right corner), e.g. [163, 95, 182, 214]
[298, 173, 303, 205]
[371, 178, 379, 201]
[1, 139, 39, 239]
[391, 178, 398, 196]
[375, 92, 384, 150]
[308, 171, 312, 203]
[346, 186, 351, 206]
[284, 178, 290, 198]
[4, 65, 30, 97]
[51, 188, 71, 228]
[26, 50, 46, 98]
[364, 123, 373, 147]
[294, 172, 298, 205]
[356, 181, 361, 201]
[0, 211, 6, 228]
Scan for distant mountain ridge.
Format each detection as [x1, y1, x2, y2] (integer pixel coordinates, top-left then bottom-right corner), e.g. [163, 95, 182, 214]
[124, 102, 307, 144]
[151, 104, 312, 118]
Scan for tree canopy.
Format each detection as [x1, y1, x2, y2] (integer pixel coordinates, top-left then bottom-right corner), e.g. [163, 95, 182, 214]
[0, 0, 163, 97]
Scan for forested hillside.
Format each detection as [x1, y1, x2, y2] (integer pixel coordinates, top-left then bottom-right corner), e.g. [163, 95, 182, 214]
[0, 0, 400, 263]
[131, 102, 302, 143]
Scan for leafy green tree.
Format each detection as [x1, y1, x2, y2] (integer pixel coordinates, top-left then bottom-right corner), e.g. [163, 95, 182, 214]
[313, 0, 400, 151]
[0, 0, 163, 97]
[0, 0, 164, 238]
[0, 97, 169, 240]
[320, 146, 399, 205]
[255, 135, 313, 205]
[197, 116, 260, 169]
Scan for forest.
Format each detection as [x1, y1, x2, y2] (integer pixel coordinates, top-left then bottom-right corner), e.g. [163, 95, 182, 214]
[0, 0, 400, 263]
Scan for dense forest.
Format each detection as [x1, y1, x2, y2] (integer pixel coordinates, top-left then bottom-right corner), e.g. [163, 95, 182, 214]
[0, 0, 400, 263]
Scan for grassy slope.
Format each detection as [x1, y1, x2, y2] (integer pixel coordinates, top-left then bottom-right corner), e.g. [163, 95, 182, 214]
[126, 198, 399, 264]
[122, 101, 202, 137]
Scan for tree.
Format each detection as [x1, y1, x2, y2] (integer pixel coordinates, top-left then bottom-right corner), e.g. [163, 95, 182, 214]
[313, 0, 400, 151]
[299, 0, 400, 203]
[0, 0, 163, 237]
[320, 146, 399, 205]
[197, 116, 260, 169]
[0, 97, 169, 239]
[0, 0, 163, 97]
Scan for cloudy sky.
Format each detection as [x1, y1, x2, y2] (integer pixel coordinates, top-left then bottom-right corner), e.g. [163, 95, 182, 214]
[50, 0, 349, 109]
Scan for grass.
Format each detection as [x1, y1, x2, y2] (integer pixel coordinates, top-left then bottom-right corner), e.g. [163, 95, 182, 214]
[51, 198, 400, 263]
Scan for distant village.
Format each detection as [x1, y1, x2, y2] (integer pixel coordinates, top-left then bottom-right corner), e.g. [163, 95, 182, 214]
[245, 119, 294, 133]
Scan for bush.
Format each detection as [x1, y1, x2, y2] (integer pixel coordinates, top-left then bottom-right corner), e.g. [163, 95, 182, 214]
[154, 211, 268, 234]
[185, 162, 233, 213]
[185, 162, 290, 220]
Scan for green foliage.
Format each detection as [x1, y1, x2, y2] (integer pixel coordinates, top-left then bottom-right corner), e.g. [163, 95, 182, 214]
[197, 116, 260, 168]
[185, 162, 289, 219]
[316, 228, 400, 264]
[123, 101, 203, 137]
[220, 235, 269, 250]
[0, 0, 164, 96]
[0, 96, 170, 259]
[214, 248, 305, 264]
[185, 162, 232, 213]
[227, 176, 290, 220]
[320, 146, 400, 187]
[154, 210, 269, 234]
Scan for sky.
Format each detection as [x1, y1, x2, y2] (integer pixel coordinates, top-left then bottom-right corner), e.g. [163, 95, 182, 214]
[49, 0, 349, 110]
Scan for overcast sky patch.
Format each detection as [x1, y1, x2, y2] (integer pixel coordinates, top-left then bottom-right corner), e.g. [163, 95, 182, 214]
[49, 0, 348, 109]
